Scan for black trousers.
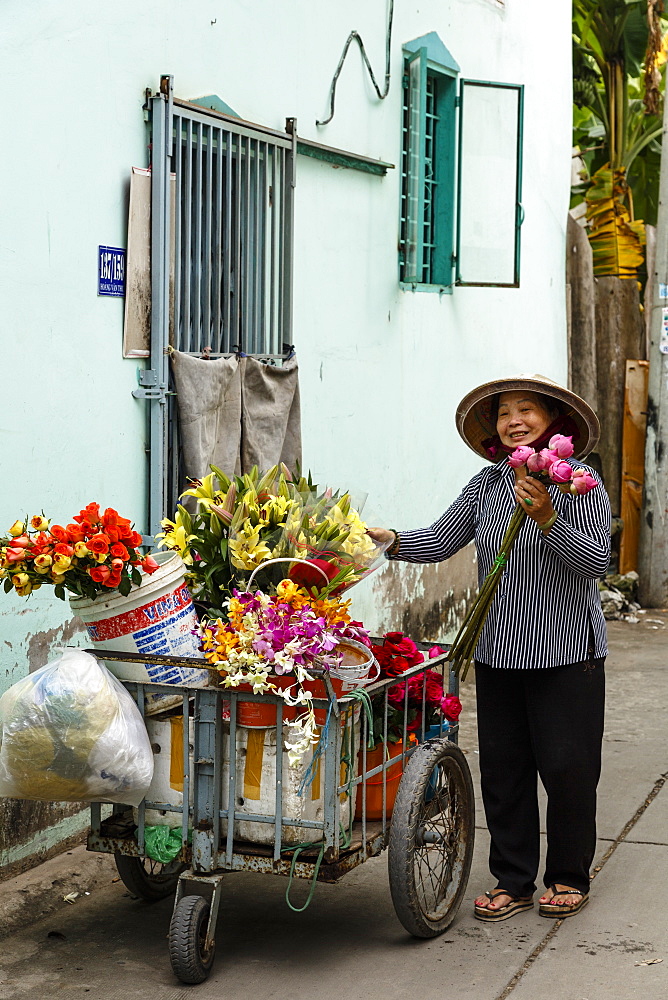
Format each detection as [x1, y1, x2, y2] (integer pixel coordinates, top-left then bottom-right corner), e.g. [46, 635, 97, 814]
[474, 659, 605, 898]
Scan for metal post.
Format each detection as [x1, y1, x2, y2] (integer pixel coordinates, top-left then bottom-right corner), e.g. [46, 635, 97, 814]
[283, 118, 297, 350]
[147, 76, 172, 538]
[639, 93, 668, 606]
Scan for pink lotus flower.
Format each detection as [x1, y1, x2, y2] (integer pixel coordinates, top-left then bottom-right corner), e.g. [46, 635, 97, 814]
[508, 446, 535, 468]
[527, 448, 554, 473]
[570, 470, 598, 495]
[548, 460, 573, 484]
[549, 434, 575, 459]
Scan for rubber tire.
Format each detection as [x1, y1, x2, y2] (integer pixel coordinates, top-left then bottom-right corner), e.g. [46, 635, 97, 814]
[388, 738, 475, 938]
[114, 853, 185, 902]
[169, 894, 216, 984]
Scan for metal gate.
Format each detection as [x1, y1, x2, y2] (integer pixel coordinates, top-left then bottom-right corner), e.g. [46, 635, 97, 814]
[139, 76, 296, 537]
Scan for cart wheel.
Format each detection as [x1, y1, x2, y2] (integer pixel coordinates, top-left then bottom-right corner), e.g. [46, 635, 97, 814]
[388, 738, 474, 938]
[169, 894, 216, 984]
[114, 853, 185, 901]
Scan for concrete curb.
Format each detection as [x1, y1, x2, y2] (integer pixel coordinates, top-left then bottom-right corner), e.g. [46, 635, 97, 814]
[0, 843, 117, 940]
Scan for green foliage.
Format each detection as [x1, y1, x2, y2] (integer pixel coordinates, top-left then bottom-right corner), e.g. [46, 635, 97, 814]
[572, 0, 667, 269]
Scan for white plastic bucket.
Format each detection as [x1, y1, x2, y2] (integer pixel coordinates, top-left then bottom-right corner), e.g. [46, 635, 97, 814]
[328, 638, 379, 692]
[70, 552, 209, 706]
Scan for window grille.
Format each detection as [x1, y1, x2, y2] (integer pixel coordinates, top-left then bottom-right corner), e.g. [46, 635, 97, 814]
[171, 107, 294, 358]
[145, 79, 295, 535]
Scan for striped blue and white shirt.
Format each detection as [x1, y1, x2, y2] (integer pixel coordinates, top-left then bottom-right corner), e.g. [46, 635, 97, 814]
[392, 458, 611, 669]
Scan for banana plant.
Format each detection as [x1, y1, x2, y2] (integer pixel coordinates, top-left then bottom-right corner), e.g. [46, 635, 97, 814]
[573, 0, 667, 275]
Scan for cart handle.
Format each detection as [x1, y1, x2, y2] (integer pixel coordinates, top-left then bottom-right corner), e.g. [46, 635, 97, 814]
[247, 557, 330, 589]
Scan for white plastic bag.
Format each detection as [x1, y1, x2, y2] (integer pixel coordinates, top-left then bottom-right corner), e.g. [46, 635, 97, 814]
[0, 648, 153, 806]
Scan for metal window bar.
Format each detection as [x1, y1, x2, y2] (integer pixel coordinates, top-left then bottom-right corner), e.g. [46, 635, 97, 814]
[399, 70, 438, 284]
[148, 85, 295, 530]
[422, 74, 438, 283]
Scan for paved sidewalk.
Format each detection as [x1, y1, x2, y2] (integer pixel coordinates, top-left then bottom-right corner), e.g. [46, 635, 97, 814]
[0, 613, 666, 999]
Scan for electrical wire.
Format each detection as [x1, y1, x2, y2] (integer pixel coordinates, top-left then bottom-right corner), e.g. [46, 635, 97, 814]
[316, 0, 395, 126]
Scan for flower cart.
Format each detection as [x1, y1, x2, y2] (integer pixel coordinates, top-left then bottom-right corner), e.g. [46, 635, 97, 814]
[0, 474, 474, 985]
[86, 642, 474, 985]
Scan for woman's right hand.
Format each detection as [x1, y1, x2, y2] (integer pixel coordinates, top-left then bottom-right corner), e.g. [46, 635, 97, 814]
[366, 527, 396, 547]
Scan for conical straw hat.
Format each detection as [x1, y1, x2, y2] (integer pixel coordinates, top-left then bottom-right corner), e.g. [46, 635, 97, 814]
[456, 374, 600, 461]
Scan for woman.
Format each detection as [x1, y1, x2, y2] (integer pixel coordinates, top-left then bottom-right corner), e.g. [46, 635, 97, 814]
[369, 375, 610, 922]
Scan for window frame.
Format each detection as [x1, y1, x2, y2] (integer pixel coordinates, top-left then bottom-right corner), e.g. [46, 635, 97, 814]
[399, 34, 525, 293]
[454, 78, 524, 289]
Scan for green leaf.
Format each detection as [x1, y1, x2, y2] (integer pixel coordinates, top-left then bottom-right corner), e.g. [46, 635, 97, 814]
[118, 576, 132, 597]
[3, 577, 13, 594]
[54, 585, 65, 601]
[131, 568, 142, 587]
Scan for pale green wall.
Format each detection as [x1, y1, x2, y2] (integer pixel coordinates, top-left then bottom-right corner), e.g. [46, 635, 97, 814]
[0, 0, 572, 866]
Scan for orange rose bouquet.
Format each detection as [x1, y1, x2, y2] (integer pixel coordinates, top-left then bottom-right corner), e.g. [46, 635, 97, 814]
[0, 503, 158, 601]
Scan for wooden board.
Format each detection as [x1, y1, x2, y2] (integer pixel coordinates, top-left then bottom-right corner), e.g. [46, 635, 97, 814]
[619, 360, 649, 574]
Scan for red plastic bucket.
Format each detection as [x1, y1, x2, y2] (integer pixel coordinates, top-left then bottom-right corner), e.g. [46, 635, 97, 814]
[303, 675, 346, 726]
[235, 675, 299, 728]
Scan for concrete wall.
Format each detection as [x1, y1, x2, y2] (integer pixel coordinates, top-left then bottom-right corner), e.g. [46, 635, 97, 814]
[0, 0, 572, 869]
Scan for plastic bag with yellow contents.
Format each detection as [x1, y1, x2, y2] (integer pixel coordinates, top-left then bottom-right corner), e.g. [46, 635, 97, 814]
[0, 648, 153, 805]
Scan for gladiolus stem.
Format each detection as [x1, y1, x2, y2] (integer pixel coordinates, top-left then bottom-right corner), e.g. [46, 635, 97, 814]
[447, 505, 527, 681]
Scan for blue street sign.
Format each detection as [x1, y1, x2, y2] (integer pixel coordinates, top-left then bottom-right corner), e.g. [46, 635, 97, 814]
[98, 246, 126, 297]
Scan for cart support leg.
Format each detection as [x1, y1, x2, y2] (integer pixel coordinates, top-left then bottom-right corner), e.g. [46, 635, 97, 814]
[173, 871, 224, 952]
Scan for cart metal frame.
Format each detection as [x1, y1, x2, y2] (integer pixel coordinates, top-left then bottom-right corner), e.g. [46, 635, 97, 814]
[87, 643, 474, 983]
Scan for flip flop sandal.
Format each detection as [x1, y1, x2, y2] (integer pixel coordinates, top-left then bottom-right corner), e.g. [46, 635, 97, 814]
[539, 885, 589, 919]
[474, 889, 534, 922]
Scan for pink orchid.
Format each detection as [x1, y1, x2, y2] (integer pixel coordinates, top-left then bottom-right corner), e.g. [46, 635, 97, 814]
[548, 434, 575, 459]
[508, 445, 535, 468]
[548, 460, 573, 484]
[570, 470, 598, 495]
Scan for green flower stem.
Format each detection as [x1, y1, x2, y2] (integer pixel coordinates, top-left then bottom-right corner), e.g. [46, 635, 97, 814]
[447, 505, 527, 681]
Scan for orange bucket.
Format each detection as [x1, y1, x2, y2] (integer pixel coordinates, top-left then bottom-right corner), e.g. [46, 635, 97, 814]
[303, 674, 346, 726]
[354, 739, 410, 821]
[235, 676, 298, 728]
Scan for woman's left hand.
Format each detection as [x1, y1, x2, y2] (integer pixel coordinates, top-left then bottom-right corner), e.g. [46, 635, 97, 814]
[514, 474, 555, 527]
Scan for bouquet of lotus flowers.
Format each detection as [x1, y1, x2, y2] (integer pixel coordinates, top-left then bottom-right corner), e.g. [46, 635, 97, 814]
[200, 579, 370, 765]
[448, 435, 599, 681]
[158, 463, 387, 612]
[0, 504, 158, 601]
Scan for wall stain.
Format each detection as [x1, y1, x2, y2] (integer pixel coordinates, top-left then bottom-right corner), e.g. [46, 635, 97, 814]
[26, 617, 86, 673]
[372, 544, 477, 642]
